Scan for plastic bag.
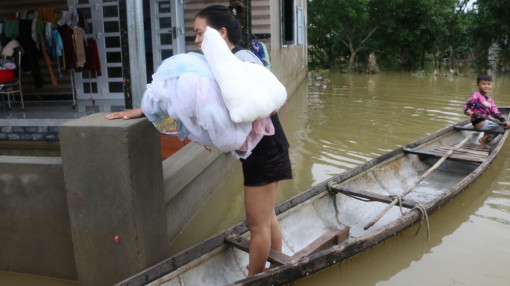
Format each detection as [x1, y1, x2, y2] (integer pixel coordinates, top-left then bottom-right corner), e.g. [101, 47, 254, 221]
[202, 27, 287, 123]
[141, 52, 274, 158]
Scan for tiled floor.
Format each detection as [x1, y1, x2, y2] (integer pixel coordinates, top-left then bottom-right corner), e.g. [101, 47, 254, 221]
[0, 99, 85, 120]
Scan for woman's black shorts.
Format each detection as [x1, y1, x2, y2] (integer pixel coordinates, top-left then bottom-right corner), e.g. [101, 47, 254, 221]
[240, 144, 292, 186]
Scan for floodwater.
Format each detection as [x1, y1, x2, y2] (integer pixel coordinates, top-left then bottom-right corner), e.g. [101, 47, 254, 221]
[170, 72, 510, 285]
[3, 72, 510, 285]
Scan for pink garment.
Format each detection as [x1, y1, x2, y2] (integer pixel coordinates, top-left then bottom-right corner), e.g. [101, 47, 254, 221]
[237, 117, 275, 154]
[463, 91, 505, 122]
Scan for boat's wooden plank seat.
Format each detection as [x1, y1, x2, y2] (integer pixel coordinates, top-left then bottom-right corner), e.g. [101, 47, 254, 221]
[290, 227, 350, 260]
[404, 143, 490, 164]
[225, 227, 350, 265]
[454, 126, 504, 134]
[225, 236, 292, 265]
[331, 186, 418, 208]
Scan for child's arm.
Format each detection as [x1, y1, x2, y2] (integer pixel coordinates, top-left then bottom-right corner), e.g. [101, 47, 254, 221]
[488, 98, 506, 122]
[463, 100, 471, 115]
[463, 92, 480, 115]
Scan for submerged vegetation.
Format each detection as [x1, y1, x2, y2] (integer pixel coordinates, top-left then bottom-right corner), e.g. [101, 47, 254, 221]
[308, 0, 510, 75]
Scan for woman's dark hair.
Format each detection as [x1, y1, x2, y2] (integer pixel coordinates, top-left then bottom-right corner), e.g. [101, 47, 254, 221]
[477, 74, 492, 83]
[196, 1, 245, 45]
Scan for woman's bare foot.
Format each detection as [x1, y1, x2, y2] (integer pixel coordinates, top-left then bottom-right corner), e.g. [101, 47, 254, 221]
[246, 264, 271, 272]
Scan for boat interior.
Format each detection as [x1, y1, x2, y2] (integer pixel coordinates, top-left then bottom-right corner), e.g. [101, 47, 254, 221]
[145, 110, 510, 286]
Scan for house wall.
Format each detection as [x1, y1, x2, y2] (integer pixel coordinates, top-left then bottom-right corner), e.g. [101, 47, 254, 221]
[1, 0, 307, 105]
[270, 0, 308, 95]
[183, 0, 307, 96]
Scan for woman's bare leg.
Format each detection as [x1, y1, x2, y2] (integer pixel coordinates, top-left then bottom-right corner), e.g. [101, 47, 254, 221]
[244, 182, 281, 276]
[269, 209, 282, 269]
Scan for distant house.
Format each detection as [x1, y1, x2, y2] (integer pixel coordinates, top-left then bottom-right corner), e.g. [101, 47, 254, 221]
[0, 0, 307, 113]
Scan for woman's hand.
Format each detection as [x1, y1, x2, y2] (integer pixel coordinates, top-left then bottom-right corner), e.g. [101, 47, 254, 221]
[505, 121, 510, 129]
[465, 110, 473, 116]
[105, 108, 144, 120]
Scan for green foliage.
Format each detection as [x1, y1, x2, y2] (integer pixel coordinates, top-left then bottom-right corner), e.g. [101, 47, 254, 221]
[308, 0, 510, 73]
[470, 0, 510, 73]
[308, 0, 376, 71]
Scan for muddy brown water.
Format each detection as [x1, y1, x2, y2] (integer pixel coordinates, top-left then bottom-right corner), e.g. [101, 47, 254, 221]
[3, 72, 510, 285]
[171, 72, 510, 286]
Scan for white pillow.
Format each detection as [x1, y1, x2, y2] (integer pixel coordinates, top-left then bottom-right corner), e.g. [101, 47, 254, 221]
[201, 27, 287, 123]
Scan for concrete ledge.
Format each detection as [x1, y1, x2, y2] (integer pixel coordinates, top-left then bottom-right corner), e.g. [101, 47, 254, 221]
[163, 143, 222, 202]
[165, 151, 238, 243]
[0, 118, 73, 127]
[59, 113, 170, 286]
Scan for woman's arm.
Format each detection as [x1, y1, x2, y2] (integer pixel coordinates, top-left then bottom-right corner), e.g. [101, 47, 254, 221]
[105, 108, 144, 120]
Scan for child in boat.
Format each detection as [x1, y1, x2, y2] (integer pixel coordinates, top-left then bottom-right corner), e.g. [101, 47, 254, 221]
[463, 74, 510, 145]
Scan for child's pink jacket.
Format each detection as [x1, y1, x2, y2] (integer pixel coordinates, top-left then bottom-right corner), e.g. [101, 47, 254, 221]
[463, 91, 505, 123]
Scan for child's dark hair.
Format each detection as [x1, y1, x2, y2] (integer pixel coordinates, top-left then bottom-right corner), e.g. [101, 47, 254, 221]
[477, 74, 492, 83]
[196, 1, 245, 45]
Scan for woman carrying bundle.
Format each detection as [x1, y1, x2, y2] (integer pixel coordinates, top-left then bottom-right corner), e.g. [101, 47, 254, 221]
[107, 1, 292, 277]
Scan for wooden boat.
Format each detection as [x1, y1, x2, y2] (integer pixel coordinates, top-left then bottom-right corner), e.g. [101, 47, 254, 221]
[117, 108, 510, 286]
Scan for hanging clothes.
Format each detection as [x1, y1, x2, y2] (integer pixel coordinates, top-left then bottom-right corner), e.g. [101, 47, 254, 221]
[36, 19, 57, 86]
[0, 22, 3, 51]
[83, 39, 101, 76]
[4, 19, 19, 39]
[58, 10, 78, 27]
[18, 19, 44, 89]
[72, 27, 86, 68]
[50, 30, 63, 57]
[31, 20, 36, 46]
[37, 8, 58, 24]
[57, 24, 78, 71]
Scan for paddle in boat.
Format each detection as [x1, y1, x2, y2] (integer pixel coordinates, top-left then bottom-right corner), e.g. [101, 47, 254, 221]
[116, 107, 509, 286]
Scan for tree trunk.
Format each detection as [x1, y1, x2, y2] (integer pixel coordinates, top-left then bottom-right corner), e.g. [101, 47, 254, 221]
[420, 51, 425, 70]
[433, 54, 440, 76]
[348, 51, 357, 71]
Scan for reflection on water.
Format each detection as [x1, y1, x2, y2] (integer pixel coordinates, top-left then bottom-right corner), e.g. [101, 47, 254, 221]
[0, 141, 60, 157]
[0, 271, 76, 286]
[172, 72, 510, 285]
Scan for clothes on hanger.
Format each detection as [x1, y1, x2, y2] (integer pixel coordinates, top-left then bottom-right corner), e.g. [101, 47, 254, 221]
[18, 19, 44, 88]
[1, 7, 105, 90]
[83, 39, 101, 76]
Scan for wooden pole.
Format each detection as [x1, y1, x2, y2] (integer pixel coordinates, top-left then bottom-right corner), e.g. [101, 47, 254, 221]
[39, 35, 57, 86]
[473, 113, 506, 127]
[363, 133, 475, 230]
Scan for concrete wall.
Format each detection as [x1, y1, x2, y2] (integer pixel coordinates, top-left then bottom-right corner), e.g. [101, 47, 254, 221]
[0, 113, 238, 284]
[0, 156, 77, 280]
[59, 114, 170, 286]
[163, 143, 238, 244]
[270, 0, 308, 96]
